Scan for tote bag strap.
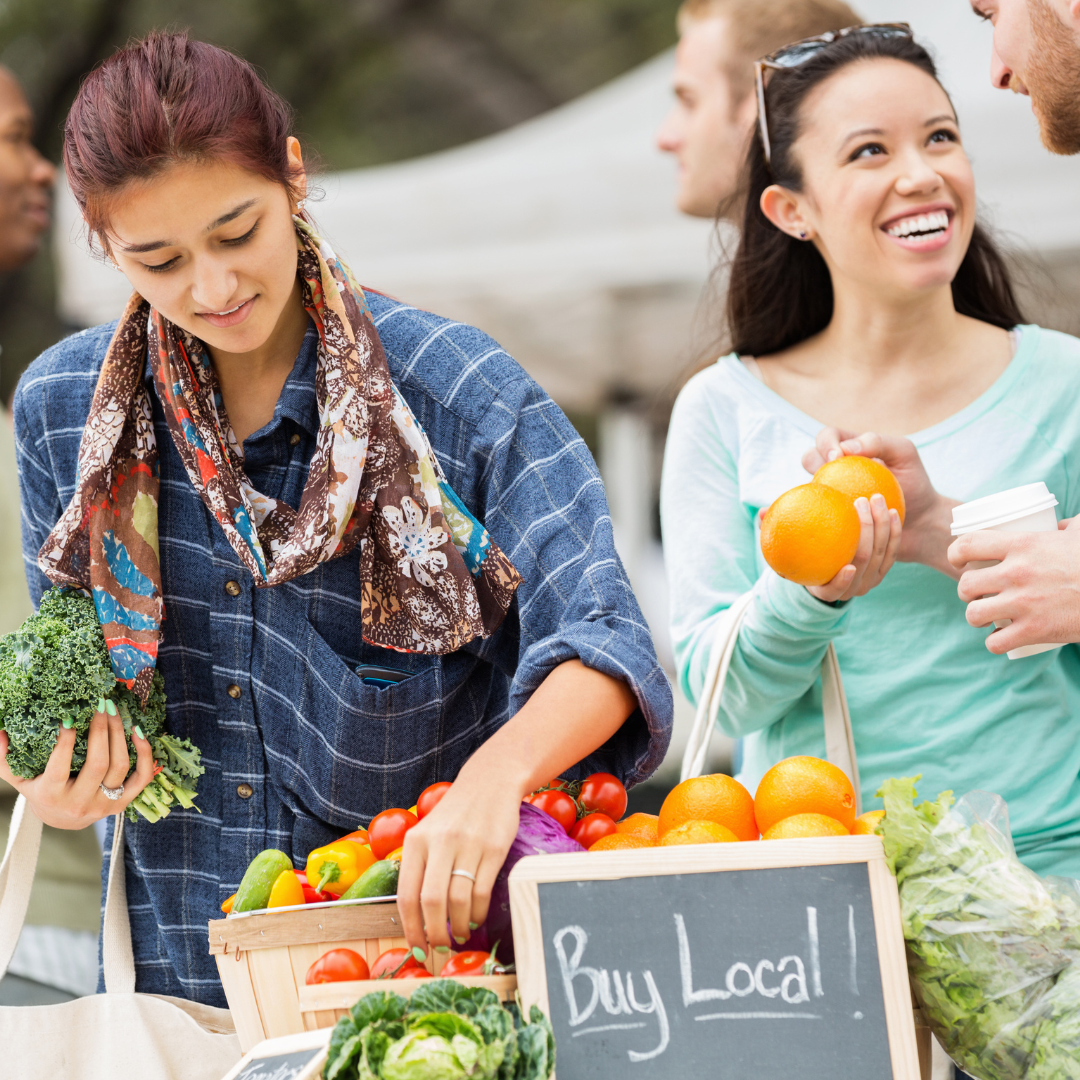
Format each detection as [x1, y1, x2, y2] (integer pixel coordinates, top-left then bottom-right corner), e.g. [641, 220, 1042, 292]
[680, 592, 862, 815]
[0, 796, 136, 991]
[0, 793, 43, 976]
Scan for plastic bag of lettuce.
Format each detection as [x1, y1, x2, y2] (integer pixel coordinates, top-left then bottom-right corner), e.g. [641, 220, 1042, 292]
[879, 777, 1080, 1080]
[322, 981, 555, 1080]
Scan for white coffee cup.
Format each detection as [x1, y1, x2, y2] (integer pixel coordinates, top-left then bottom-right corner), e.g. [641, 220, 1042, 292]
[951, 481, 1061, 660]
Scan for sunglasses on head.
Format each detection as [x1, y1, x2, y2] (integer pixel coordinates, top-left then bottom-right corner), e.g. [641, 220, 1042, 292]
[754, 23, 914, 165]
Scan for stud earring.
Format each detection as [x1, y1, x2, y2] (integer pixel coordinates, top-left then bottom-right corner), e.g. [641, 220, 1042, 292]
[799, 231, 808, 240]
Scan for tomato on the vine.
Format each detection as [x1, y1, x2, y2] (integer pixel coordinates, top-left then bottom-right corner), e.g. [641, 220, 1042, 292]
[368, 808, 419, 859]
[416, 782, 452, 819]
[526, 789, 578, 833]
[338, 828, 368, 844]
[441, 950, 497, 977]
[305, 948, 369, 985]
[569, 812, 617, 848]
[370, 947, 421, 979]
[579, 773, 627, 821]
[394, 968, 433, 979]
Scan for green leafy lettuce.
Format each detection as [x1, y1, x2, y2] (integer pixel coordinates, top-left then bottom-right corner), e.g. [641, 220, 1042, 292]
[879, 777, 1080, 1080]
[322, 982, 553, 1080]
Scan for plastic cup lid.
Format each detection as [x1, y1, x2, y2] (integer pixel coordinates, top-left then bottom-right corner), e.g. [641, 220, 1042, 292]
[951, 481, 1058, 535]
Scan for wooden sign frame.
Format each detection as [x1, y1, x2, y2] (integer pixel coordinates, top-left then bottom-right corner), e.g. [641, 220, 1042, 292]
[508, 835, 920, 1080]
[218, 1027, 331, 1080]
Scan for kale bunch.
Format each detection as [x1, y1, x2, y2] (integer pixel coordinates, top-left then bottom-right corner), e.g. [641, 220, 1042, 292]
[323, 983, 555, 1080]
[0, 587, 203, 823]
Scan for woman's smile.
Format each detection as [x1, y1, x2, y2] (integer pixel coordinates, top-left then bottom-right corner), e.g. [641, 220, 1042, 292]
[196, 295, 257, 328]
[880, 202, 956, 253]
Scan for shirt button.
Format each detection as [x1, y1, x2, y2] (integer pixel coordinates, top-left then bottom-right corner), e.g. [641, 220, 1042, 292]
[227, 684, 242, 699]
[289, 433, 301, 446]
[224, 580, 241, 597]
[236, 783, 253, 800]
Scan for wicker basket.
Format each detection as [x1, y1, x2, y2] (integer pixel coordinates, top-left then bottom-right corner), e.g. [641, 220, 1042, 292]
[299, 973, 519, 1032]
[209, 900, 425, 1051]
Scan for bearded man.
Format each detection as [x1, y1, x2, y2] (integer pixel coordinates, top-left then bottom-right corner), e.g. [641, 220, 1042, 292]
[944, 2, 1080, 658]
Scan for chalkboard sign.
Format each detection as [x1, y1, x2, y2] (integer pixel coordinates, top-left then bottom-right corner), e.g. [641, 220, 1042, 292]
[509, 836, 918, 1080]
[231, 1049, 322, 1080]
[220, 1029, 329, 1080]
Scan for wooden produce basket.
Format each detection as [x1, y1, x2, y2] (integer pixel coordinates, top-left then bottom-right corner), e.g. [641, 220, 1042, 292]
[299, 973, 519, 1032]
[209, 899, 437, 1052]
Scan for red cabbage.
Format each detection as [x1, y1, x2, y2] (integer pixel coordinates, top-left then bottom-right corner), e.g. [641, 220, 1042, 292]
[452, 800, 584, 964]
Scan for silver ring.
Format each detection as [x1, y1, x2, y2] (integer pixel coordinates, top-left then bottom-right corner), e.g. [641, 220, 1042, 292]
[99, 782, 125, 801]
[450, 869, 476, 883]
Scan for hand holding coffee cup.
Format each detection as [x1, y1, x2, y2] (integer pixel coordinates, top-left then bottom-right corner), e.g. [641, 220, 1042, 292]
[950, 483, 1065, 659]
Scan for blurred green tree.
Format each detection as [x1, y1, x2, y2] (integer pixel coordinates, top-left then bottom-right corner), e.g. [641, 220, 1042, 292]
[0, 0, 679, 400]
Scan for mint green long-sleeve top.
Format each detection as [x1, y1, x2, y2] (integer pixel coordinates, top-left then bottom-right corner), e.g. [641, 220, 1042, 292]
[660, 325, 1080, 877]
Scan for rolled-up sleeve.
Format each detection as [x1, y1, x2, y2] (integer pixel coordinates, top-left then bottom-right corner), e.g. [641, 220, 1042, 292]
[464, 376, 673, 786]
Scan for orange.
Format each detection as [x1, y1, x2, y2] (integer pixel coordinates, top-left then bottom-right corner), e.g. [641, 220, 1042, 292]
[590, 832, 654, 852]
[760, 484, 861, 587]
[658, 774, 757, 841]
[659, 820, 739, 846]
[813, 455, 906, 523]
[616, 813, 660, 844]
[754, 756, 858, 834]
[763, 813, 851, 839]
[852, 810, 886, 836]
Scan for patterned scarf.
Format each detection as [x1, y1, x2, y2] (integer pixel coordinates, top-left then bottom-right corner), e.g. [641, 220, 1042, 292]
[39, 218, 522, 703]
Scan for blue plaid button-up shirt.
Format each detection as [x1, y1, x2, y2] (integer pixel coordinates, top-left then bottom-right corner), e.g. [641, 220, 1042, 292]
[14, 291, 673, 1005]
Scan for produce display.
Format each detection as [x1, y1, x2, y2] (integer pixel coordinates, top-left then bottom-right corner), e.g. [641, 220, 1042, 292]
[0, 587, 204, 823]
[879, 776, 1080, 1080]
[305, 944, 507, 986]
[321, 983, 554, 1080]
[760, 455, 904, 586]
[574, 756, 869, 852]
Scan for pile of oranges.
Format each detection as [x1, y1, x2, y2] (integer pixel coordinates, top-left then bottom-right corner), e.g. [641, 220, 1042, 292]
[760, 455, 905, 587]
[588, 755, 884, 851]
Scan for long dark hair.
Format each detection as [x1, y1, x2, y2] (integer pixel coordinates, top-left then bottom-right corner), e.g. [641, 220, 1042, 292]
[727, 32, 1024, 357]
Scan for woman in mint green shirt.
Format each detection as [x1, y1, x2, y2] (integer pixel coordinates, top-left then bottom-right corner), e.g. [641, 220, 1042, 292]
[661, 28, 1080, 876]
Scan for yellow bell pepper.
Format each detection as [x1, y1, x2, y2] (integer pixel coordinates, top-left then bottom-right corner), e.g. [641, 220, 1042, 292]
[386, 847, 404, 861]
[305, 840, 376, 896]
[221, 892, 236, 915]
[267, 869, 305, 908]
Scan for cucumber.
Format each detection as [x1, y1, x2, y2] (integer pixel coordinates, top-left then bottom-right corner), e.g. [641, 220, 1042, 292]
[233, 849, 293, 913]
[340, 859, 399, 900]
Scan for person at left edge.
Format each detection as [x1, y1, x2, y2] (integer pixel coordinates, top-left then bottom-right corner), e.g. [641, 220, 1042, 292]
[4, 31, 673, 1005]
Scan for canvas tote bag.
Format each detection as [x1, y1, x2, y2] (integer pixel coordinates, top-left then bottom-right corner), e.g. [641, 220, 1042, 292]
[680, 590, 862, 813]
[0, 795, 242, 1079]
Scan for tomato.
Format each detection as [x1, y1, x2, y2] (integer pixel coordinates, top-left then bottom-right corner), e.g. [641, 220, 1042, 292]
[416, 782, 452, 819]
[370, 947, 422, 980]
[339, 829, 369, 845]
[441, 951, 496, 977]
[368, 808, 419, 859]
[569, 812, 617, 848]
[305, 948, 370, 985]
[526, 790, 578, 833]
[579, 773, 627, 821]
[394, 967, 433, 979]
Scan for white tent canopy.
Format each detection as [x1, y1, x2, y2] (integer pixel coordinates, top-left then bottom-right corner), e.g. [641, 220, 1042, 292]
[56, 0, 1080, 410]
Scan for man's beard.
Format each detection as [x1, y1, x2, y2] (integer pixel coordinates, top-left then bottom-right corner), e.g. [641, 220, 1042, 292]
[1025, 0, 1080, 154]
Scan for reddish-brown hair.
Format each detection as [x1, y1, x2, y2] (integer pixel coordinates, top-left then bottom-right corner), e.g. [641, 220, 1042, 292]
[64, 31, 301, 249]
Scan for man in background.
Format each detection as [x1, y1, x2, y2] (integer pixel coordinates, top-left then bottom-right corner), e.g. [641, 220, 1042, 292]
[655, 0, 861, 221]
[945, 2, 1080, 653]
[0, 67, 102, 1009]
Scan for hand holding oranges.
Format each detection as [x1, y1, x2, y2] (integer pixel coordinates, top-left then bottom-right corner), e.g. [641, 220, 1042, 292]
[760, 455, 903, 602]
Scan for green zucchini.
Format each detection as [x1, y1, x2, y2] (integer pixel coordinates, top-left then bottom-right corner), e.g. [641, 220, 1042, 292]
[233, 849, 293, 913]
[340, 859, 399, 900]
